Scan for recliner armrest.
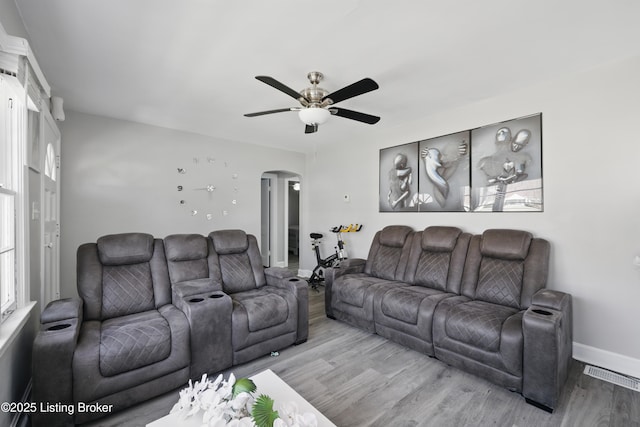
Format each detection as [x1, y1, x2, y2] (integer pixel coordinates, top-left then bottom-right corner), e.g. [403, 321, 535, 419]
[172, 278, 219, 302]
[40, 297, 83, 324]
[324, 258, 366, 319]
[522, 290, 573, 412]
[264, 266, 296, 286]
[531, 289, 571, 312]
[174, 291, 233, 379]
[326, 258, 366, 283]
[32, 299, 83, 427]
[269, 276, 309, 344]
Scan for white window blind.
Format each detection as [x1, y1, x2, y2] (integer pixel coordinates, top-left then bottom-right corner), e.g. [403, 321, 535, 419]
[0, 76, 21, 322]
[0, 190, 16, 320]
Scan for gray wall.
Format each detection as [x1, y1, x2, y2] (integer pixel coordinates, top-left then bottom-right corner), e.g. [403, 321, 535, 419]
[304, 54, 640, 378]
[58, 112, 305, 297]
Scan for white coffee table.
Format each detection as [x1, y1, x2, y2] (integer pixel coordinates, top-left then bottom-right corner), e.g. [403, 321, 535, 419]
[147, 369, 335, 426]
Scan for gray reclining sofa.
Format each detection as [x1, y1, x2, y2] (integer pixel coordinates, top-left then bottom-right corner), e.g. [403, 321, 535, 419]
[32, 230, 308, 426]
[326, 225, 572, 412]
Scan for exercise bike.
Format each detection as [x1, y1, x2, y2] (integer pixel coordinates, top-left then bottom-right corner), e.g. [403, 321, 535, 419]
[307, 224, 362, 291]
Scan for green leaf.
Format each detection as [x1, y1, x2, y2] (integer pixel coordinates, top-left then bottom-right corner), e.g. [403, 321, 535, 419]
[232, 378, 257, 398]
[252, 394, 279, 427]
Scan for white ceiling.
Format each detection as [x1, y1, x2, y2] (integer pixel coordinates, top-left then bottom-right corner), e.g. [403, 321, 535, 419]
[14, 0, 640, 153]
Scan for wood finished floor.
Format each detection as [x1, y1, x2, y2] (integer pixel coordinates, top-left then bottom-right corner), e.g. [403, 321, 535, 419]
[80, 287, 640, 427]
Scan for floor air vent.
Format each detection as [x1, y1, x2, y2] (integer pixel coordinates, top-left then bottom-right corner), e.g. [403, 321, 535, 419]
[584, 365, 640, 392]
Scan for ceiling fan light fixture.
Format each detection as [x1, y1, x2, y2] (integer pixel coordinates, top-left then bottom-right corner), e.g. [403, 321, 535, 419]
[298, 107, 330, 125]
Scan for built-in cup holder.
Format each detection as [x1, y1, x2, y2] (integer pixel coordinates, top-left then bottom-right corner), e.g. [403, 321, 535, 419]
[209, 293, 223, 299]
[289, 278, 301, 282]
[532, 309, 552, 316]
[48, 323, 71, 331]
[189, 297, 205, 303]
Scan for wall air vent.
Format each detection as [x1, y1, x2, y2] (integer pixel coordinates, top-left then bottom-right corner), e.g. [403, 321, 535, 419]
[584, 365, 640, 392]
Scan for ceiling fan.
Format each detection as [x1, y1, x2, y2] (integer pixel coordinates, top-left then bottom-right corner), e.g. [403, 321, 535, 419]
[244, 71, 380, 134]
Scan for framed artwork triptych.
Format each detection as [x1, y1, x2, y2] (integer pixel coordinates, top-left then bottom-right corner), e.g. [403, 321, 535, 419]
[379, 113, 542, 213]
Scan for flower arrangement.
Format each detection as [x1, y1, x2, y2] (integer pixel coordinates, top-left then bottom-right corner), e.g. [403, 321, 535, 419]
[171, 373, 318, 427]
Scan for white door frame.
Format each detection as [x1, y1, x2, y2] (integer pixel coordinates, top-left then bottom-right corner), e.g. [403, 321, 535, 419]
[283, 176, 300, 267]
[40, 108, 60, 307]
[261, 173, 278, 268]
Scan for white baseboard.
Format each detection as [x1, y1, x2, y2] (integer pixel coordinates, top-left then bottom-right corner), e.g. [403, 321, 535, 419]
[298, 269, 312, 278]
[274, 261, 286, 268]
[573, 342, 640, 379]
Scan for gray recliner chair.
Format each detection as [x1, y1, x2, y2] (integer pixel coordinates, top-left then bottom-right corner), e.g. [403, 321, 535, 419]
[31, 233, 191, 427]
[432, 229, 572, 411]
[208, 229, 309, 365]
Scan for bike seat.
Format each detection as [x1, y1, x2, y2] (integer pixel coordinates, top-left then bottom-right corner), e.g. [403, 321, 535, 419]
[310, 233, 323, 239]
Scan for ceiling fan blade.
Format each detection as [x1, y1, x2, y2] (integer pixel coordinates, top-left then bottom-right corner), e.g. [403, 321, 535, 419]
[255, 76, 308, 102]
[322, 78, 379, 104]
[305, 124, 318, 134]
[244, 108, 299, 117]
[329, 107, 380, 124]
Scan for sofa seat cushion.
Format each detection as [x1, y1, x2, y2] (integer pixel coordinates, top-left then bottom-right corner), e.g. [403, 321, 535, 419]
[373, 286, 455, 355]
[380, 286, 447, 324]
[331, 274, 409, 332]
[335, 274, 399, 307]
[230, 286, 297, 352]
[444, 300, 518, 352]
[433, 297, 525, 380]
[73, 305, 190, 404]
[99, 310, 171, 377]
[232, 288, 289, 332]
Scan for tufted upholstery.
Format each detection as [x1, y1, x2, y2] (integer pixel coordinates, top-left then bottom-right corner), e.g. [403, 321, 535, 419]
[209, 229, 307, 365]
[327, 225, 414, 332]
[210, 229, 267, 292]
[99, 311, 171, 376]
[326, 226, 572, 412]
[33, 230, 309, 426]
[32, 233, 190, 427]
[364, 225, 414, 280]
[373, 226, 471, 355]
[433, 229, 551, 393]
[101, 263, 155, 319]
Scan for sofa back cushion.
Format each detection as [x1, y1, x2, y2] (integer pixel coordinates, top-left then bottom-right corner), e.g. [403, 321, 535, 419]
[475, 257, 525, 309]
[78, 233, 172, 321]
[209, 230, 266, 294]
[404, 226, 470, 293]
[461, 229, 550, 309]
[164, 234, 212, 284]
[364, 225, 413, 280]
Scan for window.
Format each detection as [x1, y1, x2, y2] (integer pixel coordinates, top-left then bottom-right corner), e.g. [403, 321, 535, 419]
[44, 142, 56, 181]
[0, 76, 25, 323]
[0, 191, 15, 320]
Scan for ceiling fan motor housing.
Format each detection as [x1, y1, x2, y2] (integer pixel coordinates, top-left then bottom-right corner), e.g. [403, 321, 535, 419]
[300, 71, 330, 107]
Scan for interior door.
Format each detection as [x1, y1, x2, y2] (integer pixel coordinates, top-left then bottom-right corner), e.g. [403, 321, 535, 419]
[41, 112, 60, 307]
